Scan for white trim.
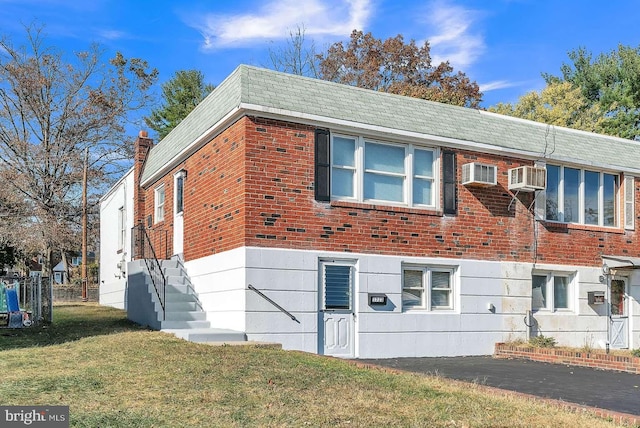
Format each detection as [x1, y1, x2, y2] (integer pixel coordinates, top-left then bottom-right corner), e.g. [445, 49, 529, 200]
[173, 170, 186, 216]
[239, 103, 640, 174]
[154, 184, 165, 223]
[531, 270, 576, 312]
[99, 167, 134, 203]
[545, 164, 620, 228]
[402, 265, 456, 312]
[624, 175, 635, 230]
[330, 133, 439, 209]
[117, 206, 125, 251]
[141, 107, 243, 187]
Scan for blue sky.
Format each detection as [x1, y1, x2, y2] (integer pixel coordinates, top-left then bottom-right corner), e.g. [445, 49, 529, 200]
[1, 0, 638, 112]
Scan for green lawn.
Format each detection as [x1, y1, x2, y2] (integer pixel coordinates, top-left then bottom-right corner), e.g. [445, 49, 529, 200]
[0, 304, 626, 427]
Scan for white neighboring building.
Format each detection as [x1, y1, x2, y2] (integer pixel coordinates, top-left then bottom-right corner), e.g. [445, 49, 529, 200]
[99, 168, 134, 309]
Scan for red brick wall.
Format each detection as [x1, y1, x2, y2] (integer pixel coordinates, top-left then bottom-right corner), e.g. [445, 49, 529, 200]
[136, 116, 640, 266]
[494, 343, 640, 374]
[242, 117, 640, 265]
[139, 118, 248, 260]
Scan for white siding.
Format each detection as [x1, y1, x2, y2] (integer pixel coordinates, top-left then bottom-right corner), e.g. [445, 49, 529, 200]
[178, 246, 637, 357]
[99, 169, 134, 309]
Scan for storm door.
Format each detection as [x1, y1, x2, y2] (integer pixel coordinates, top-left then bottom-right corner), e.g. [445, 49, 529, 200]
[610, 278, 629, 349]
[173, 171, 185, 257]
[319, 261, 355, 357]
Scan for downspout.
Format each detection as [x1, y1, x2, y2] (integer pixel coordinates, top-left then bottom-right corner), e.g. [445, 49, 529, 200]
[603, 263, 611, 354]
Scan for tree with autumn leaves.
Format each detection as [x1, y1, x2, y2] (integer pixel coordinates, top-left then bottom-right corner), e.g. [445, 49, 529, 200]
[318, 30, 482, 108]
[491, 45, 640, 140]
[268, 28, 483, 108]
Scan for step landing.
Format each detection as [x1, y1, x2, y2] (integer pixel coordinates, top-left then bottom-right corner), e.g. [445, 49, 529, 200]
[162, 327, 248, 343]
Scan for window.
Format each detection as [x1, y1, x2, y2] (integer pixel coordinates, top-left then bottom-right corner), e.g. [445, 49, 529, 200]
[532, 272, 573, 311]
[545, 164, 619, 227]
[402, 266, 454, 310]
[154, 185, 165, 222]
[117, 206, 125, 251]
[330, 134, 437, 208]
[321, 261, 354, 310]
[174, 172, 185, 215]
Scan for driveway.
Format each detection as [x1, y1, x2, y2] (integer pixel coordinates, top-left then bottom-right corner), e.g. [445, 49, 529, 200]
[358, 356, 640, 417]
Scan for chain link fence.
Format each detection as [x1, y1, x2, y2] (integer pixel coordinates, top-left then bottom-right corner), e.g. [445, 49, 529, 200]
[0, 275, 53, 327]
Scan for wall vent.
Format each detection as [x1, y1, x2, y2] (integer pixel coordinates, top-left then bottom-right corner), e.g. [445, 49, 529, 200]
[461, 163, 497, 187]
[508, 166, 546, 191]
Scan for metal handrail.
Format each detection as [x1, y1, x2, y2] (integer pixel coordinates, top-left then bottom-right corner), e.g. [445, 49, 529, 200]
[132, 224, 167, 320]
[247, 284, 300, 323]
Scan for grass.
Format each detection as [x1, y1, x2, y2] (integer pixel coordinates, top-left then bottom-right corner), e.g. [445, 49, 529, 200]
[0, 304, 628, 427]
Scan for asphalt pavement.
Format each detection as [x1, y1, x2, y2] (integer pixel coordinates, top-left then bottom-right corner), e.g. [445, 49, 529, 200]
[358, 356, 640, 416]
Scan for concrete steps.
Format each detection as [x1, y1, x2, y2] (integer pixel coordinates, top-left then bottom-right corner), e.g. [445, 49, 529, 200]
[157, 258, 250, 345]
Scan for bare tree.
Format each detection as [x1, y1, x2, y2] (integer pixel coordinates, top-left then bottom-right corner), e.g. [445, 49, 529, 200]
[0, 24, 158, 274]
[267, 25, 320, 78]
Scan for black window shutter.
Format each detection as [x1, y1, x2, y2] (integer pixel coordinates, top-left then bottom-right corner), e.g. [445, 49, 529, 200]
[315, 129, 330, 201]
[442, 151, 457, 215]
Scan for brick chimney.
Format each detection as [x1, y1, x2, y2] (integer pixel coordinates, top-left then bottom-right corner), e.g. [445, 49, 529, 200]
[133, 130, 153, 228]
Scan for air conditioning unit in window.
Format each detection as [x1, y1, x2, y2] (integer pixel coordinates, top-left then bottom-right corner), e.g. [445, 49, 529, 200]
[461, 162, 497, 187]
[508, 166, 546, 191]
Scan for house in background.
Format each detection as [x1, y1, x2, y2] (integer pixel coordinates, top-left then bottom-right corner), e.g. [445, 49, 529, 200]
[52, 261, 67, 285]
[100, 65, 640, 358]
[28, 258, 42, 278]
[99, 168, 134, 309]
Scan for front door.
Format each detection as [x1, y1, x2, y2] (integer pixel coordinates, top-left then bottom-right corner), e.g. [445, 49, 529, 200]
[610, 278, 629, 349]
[319, 261, 355, 357]
[173, 172, 185, 257]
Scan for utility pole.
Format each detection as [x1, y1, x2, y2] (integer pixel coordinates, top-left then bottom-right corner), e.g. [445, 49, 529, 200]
[81, 147, 88, 302]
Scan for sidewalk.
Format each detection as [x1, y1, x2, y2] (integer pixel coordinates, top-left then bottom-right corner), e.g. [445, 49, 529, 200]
[358, 356, 640, 418]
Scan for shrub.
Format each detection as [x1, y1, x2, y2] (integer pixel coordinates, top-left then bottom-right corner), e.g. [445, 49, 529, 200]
[631, 348, 640, 357]
[529, 335, 556, 348]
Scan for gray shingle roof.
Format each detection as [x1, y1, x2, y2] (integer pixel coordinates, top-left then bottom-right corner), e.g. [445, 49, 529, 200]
[141, 65, 640, 184]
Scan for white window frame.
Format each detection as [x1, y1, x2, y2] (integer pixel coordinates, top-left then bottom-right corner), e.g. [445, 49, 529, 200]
[320, 259, 355, 311]
[544, 164, 619, 227]
[531, 271, 575, 312]
[117, 206, 125, 251]
[154, 184, 165, 223]
[174, 171, 185, 216]
[624, 175, 635, 230]
[330, 134, 439, 209]
[402, 265, 455, 311]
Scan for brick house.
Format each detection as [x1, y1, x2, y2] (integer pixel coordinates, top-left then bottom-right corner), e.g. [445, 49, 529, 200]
[100, 65, 640, 358]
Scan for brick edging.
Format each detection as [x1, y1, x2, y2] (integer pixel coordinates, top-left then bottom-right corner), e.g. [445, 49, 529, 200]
[494, 343, 640, 374]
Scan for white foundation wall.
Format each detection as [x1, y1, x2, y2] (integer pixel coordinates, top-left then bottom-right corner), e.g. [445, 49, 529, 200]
[527, 264, 640, 350]
[99, 170, 134, 309]
[186, 246, 636, 357]
[185, 247, 248, 332]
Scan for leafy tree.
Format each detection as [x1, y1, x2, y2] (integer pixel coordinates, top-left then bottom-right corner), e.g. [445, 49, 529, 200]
[267, 25, 319, 78]
[318, 30, 482, 108]
[489, 81, 605, 133]
[0, 24, 158, 274]
[544, 45, 640, 139]
[145, 70, 215, 140]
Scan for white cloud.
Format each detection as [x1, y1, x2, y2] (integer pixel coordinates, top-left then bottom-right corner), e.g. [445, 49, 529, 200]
[97, 29, 127, 41]
[479, 80, 518, 92]
[191, 0, 372, 50]
[423, 1, 485, 70]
